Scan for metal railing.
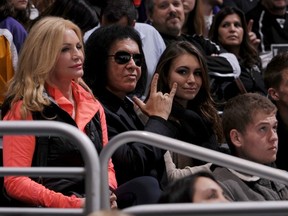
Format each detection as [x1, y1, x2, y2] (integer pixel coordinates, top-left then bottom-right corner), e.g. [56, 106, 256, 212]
[99, 131, 288, 215]
[123, 202, 288, 216]
[0, 121, 100, 215]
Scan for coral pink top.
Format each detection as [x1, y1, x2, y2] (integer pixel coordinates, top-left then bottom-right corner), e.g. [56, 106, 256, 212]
[3, 82, 117, 208]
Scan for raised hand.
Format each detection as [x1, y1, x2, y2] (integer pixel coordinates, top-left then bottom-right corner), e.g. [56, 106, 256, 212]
[133, 73, 177, 120]
[247, 19, 260, 49]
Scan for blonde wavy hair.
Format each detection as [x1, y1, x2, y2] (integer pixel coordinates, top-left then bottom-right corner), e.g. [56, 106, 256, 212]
[5, 16, 90, 119]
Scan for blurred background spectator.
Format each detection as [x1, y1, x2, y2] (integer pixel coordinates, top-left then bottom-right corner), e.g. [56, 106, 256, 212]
[209, 6, 266, 102]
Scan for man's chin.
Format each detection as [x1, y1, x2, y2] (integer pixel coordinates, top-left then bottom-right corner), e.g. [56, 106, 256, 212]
[166, 26, 181, 36]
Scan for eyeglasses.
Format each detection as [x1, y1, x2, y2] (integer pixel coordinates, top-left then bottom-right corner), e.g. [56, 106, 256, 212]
[108, 51, 143, 67]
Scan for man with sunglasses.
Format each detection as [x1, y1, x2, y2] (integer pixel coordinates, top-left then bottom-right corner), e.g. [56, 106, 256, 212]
[108, 52, 143, 67]
[84, 0, 166, 99]
[84, 24, 178, 209]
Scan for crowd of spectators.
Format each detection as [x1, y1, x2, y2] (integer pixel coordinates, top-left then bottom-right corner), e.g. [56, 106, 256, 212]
[1, 0, 288, 214]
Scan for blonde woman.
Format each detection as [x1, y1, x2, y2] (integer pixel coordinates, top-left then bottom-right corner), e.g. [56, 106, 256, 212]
[2, 17, 117, 208]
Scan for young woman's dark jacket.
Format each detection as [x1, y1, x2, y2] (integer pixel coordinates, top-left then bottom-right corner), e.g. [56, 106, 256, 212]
[168, 103, 220, 168]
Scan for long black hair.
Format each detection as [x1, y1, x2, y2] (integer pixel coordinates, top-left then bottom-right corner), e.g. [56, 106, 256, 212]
[84, 24, 147, 98]
[209, 6, 261, 69]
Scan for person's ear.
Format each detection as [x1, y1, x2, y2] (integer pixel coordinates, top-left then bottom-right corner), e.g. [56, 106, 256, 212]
[132, 19, 136, 27]
[230, 129, 242, 148]
[268, 87, 279, 101]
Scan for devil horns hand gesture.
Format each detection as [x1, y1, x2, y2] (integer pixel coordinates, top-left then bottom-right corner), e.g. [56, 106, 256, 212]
[247, 19, 260, 49]
[133, 73, 177, 120]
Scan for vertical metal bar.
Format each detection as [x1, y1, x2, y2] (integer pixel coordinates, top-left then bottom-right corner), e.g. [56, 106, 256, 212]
[0, 121, 100, 215]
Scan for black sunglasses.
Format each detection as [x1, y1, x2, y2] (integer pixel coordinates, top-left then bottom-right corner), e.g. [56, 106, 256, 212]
[108, 51, 143, 67]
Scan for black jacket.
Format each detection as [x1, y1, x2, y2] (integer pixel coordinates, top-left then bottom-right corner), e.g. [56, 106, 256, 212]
[275, 112, 288, 172]
[223, 64, 267, 100]
[30, 102, 103, 197]
[97, 89, 177, 188]
[169, 104, 220, 167]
